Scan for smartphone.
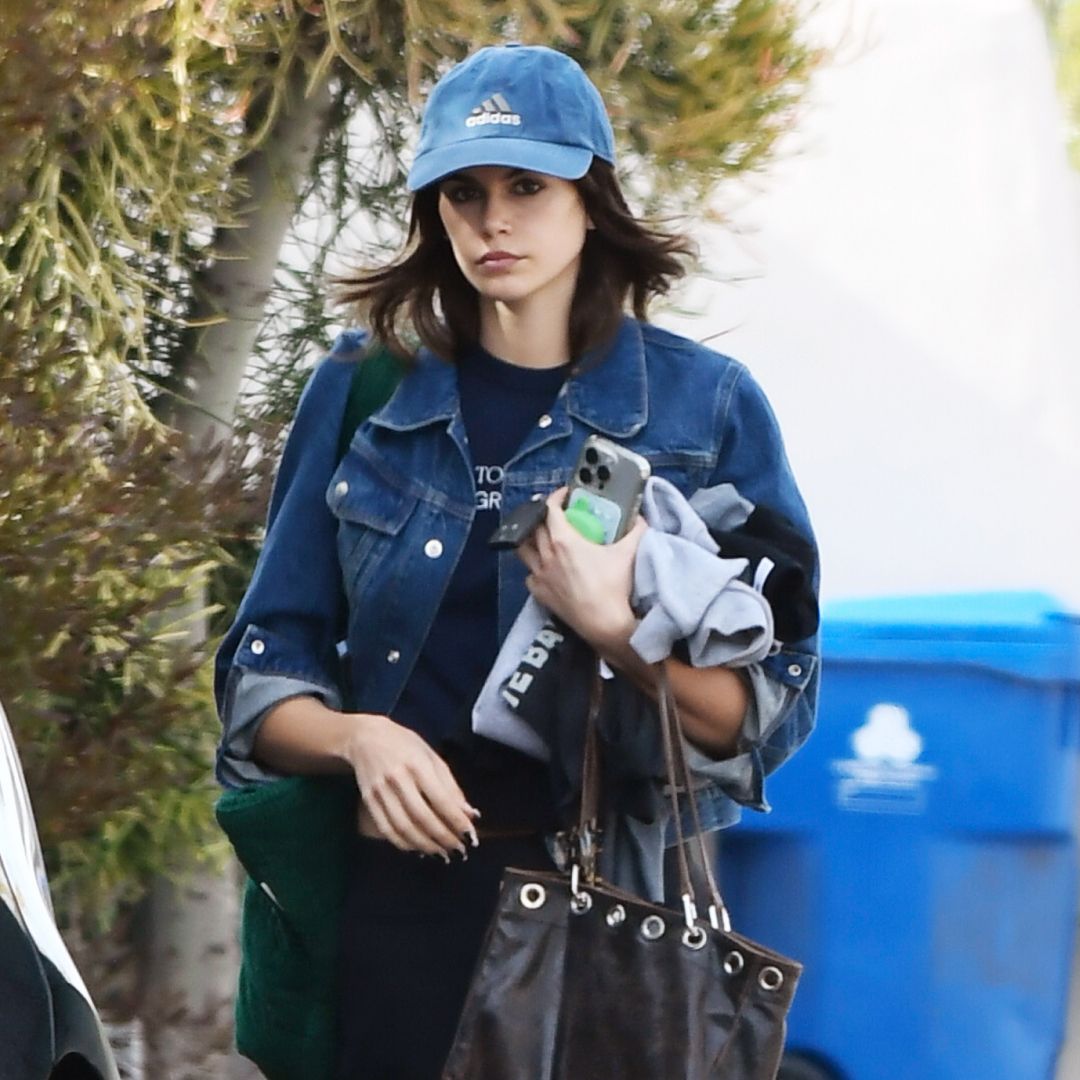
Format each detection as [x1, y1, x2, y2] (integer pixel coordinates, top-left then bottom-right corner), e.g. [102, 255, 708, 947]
[564, 435, 651, 544]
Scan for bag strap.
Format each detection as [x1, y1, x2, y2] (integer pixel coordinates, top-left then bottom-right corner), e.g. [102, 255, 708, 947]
[574, 668, 605, 883]
[654, 665, 731, 933]
[335, 342, 406, 464]
[574, 660, 731, 937]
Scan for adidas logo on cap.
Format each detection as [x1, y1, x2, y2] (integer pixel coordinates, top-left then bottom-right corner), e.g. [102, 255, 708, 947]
[465, 93, 522, 128]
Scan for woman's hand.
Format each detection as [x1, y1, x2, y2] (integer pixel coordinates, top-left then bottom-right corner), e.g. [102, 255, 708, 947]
[515, 489, 748, 757]
[342, 713, 479, 860]
[516, 487, 646, 651]
[255, 696, 478, 859]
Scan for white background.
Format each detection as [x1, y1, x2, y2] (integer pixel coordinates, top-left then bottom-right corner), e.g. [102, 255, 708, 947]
[658, 0, 1080, 612]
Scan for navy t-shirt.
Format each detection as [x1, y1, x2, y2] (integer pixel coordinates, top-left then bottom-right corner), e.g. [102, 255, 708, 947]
[392, 344, 570, 827]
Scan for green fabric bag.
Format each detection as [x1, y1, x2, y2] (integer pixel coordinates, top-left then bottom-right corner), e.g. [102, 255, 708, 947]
[216, 344, 404, 1080]
[216, 776, 357, 1080]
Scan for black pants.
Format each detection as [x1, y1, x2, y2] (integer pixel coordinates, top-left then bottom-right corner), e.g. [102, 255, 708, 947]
[334, 833, 554, 1080]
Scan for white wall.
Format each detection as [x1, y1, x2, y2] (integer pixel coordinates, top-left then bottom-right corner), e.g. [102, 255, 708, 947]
[659, 0, 1080, 611]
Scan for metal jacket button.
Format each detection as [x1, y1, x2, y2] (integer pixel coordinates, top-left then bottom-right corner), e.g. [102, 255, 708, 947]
[334, 480, 349, 497]
[424, 539, 443, 559]
[386, 649, 401, 664]
[788, 663, 802, 678]
[537, 414, 552, 429]
[250, 639, 266, 656]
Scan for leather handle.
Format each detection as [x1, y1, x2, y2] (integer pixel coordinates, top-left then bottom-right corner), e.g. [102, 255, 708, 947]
[576, 666, 605, 881]
[576, 657, 730, 931]
[655, 663, 731, 931]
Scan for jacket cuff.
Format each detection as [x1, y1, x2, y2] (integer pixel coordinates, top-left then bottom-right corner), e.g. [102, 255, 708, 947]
[683, 652, 813, 810]
[216, 672, 343, 788]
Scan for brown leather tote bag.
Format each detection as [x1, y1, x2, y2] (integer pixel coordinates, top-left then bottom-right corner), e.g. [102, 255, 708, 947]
[443, 664, 802, 1080]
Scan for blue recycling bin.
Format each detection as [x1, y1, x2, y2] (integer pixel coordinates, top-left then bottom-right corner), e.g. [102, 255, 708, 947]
[718, 592, 1080, 1080]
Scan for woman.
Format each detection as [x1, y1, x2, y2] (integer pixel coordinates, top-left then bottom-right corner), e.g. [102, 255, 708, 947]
[215, 43, 818, 1079]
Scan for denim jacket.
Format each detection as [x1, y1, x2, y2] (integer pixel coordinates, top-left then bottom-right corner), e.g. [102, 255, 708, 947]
[214, 316, 819, 883]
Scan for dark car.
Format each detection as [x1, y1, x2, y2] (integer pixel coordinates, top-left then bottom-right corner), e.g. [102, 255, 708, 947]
[1, 702, 119, 1080]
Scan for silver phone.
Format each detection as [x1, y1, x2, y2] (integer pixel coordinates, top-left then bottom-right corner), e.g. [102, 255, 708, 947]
[564, 435, 651, 544]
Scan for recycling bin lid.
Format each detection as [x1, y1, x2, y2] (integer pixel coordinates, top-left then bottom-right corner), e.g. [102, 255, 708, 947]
[821, 590, 1080, 682]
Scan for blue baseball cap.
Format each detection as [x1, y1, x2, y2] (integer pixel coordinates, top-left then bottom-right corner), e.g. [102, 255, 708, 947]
[406, 44, 616, 192]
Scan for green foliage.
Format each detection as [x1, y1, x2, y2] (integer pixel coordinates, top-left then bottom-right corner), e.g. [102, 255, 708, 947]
[1042, 0, 1080, 167]
[0, 0, 294, 927]
[0, 0, 319, 412]
[0, 318, 263, 925]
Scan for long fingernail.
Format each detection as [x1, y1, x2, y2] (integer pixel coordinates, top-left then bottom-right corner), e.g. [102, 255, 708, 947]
[465, 825, 480, 848]
[439, 851, 452, 865]
[467, 805, 482, 819]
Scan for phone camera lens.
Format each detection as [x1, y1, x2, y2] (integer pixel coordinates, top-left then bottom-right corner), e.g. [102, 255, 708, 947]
[597, 465, 611, 483]
[578, 467, 593, 484]
[585, 447, 599, 465]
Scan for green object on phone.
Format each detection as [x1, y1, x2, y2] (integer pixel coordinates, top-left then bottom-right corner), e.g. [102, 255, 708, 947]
[565, 495, 607, 544]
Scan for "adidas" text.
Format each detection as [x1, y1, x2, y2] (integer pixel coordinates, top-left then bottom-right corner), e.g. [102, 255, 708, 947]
[465, 112, 522, 128]
[466, 94, 522, 128]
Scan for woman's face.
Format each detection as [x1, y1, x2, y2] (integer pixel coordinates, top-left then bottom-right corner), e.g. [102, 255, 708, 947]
[437, 166, 590, 314]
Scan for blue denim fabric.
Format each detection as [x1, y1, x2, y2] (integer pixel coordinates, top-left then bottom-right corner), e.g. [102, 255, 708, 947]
[214, 317, 819, 838]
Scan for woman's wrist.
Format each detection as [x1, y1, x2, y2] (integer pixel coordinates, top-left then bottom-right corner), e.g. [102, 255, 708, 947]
[580, 604, 639, 661]
[336, 711, 389, 769]
[587, 610, 649, 680]
[256, 696, 372, 776]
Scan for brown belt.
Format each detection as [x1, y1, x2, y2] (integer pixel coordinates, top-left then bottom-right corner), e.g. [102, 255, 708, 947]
[476, 824, 546, 842]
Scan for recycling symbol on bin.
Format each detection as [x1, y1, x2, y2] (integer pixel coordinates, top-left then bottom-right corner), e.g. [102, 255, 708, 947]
[851, 703, 923, 765]
[832, 703, 938, 814]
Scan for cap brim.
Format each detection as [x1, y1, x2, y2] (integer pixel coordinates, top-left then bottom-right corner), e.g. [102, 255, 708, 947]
[406, 138, 594, 191]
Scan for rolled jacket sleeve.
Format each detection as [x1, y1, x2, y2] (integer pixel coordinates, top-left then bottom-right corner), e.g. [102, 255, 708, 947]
[214, 344, 360, 788]
[697, 362, 821, 810]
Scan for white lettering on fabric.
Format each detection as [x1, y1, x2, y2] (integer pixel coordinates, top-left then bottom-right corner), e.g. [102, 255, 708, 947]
[501, 669, 535, 707]
[536, 628, 565, 650]
[466, 95, 523, 128]
[474, 464, 505, 512]
[522, 645, 549, 668]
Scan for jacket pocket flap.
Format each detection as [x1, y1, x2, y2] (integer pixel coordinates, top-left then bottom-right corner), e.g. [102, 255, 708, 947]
[326, 451, 417, 534]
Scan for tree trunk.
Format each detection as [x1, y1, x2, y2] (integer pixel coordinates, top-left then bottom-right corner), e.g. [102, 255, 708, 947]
[138, 64, 335, 1080]
[168, 68, 335, 446]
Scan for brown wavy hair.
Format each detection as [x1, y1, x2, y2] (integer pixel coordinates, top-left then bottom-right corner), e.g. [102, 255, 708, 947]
[336, 159, 695, 362]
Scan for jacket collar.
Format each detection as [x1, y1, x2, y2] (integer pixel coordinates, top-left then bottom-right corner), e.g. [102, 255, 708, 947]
[372, 315, 648, 437]
[371, 348, 457, 431]
[565, 316, 647, 437]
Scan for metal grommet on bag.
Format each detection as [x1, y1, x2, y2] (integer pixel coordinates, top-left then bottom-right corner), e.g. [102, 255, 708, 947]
[519, 883, 547, 910]
[569, 864, 593, 915]
[570, 890, 593, 915]
[641, 915, 666, 941]
[682, 925, 708, 951]
[606, 904, 626, 928]
[723, 950, 745, 975]
[759, 966, 785, 992]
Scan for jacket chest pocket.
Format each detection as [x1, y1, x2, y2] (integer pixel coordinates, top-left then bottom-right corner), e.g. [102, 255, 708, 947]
[327, 452, 418, 605]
